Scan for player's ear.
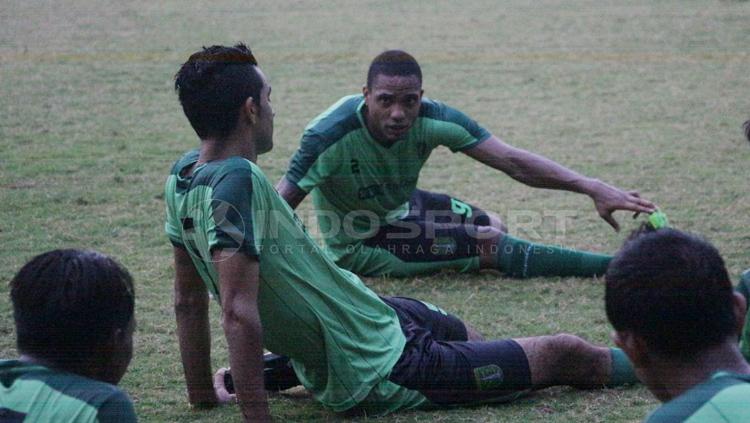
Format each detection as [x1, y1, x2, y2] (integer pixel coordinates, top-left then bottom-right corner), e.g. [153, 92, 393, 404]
[362, 85, 369, 98]
[242, 97, 258, 125]
[612, 330, 646, 367]
[732, 291, 747, 337]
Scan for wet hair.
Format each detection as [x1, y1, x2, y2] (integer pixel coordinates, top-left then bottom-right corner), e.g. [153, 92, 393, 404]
[366, 50, 422, 88]
[10, 249, 135, 366]
[605, 229, 735, 358]
[174, 43, 263, 139]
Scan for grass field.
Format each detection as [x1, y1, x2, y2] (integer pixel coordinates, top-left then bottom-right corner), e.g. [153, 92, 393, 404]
[2, 1, 750, 421]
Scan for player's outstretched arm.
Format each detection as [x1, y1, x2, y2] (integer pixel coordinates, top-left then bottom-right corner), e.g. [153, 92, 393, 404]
[463, 135, 656, 231]
[173, 246, 218, 408]
[215, 250, 271, 422]
[276, 177, 307, 210]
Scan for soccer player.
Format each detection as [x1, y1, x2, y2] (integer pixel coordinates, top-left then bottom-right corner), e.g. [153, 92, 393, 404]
[167, 44, 638, 422]
[606, 229, 750, 422]
[277, 50, 657, 278]
[1, 249, 137, 422]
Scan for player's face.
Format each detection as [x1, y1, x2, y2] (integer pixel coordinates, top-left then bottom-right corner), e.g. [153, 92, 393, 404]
[363, 74, 423, 143]
[254, 68, 274, 155]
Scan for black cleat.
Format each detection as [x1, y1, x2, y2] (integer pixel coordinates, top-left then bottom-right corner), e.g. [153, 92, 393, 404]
[223, 353, 300, 394]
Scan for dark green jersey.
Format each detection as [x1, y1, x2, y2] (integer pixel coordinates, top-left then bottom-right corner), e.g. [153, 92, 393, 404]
[0, 360, 136, 422]
[164, 150, 426, 413]
[645, 372, 750, 423]
[284, 95, 490, 257]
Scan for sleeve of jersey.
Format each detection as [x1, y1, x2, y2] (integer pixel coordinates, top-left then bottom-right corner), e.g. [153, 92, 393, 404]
[164, 176, 185, 249]
[208, 169, 260, 257]
[433, 103, 492, 152]
[95, 391, 137, 423]
[284, 132, 334, 193]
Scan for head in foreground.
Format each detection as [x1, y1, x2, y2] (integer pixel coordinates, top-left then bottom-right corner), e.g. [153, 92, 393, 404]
[605, 228, 748, 402]
[174, 43, 273, 155]
[10, 249, 135, 385]
[363, 49, 424, 143]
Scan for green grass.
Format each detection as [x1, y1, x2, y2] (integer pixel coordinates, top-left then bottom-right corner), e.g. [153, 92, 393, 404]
[2, 0, 750, 421]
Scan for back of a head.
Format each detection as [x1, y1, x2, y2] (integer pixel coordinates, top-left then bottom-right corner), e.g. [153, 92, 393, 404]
[605, 229, 735, 359]
[174, 43, 263, 140]
[367, 50, 422, 88]
[10, 249, 135, 367]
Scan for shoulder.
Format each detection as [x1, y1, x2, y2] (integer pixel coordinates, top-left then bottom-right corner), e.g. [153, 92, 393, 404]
[302, 95, 364, 149]
[193, 157, 257, 188]
[34, 369, 132, 412]
[646, 374, 750, 423]
[418, 97, 475, 125]
[169, 149, 200, 175]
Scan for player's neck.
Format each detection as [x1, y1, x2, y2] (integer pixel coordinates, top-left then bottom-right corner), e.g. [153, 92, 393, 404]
[19, 353, 110, 383]
[649, 342, 750, 402]
[198, 131, 257, 164]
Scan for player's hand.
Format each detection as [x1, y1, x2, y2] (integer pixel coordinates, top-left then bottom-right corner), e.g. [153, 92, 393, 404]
[586, 179, 656, 231]
[213, 367, 237, 404]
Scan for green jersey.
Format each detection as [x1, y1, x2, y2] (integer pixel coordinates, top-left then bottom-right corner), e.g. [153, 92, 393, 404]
[164, 150, 426, 413]
[284, 95, 491, 259]
[645, 372, 750, 423]
[0, 360, 136, 422]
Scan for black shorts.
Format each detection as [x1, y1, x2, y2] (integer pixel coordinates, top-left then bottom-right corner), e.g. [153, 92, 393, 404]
[381, 296, 532, 406]
[363, 189, 493, 263]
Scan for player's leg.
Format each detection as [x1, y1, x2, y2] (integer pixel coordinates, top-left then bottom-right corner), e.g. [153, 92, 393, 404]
[381, 296, 484, 341]
[513, 334, 635, 389]
[410, 189, 506, 232]
[409, 189, 612, 278]
[388, 332, 637, 407]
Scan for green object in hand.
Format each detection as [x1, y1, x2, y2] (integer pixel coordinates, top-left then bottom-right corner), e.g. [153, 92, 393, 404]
[648, 210, 670, 230]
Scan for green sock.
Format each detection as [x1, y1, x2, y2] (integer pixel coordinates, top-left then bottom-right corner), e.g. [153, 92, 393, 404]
[495, 234, 612, 278]
[608, 348, 639, 386]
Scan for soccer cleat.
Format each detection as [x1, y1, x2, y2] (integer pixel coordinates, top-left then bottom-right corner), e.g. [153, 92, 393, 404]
[222, 353, 300, 394]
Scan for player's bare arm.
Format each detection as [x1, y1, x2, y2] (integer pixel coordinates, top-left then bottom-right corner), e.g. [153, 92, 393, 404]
[463, 135, 656, 231]
[215, 250, 271, 423]
[276, 177, 307, 209]
[173, 246, 218, 408]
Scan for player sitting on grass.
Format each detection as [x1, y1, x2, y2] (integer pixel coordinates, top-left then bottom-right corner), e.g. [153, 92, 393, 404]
[276, 50, 656, 278]
[738, 118, 750, 361]
[0, 250, 137, 422]
[606, 229, 750, 423]
[166, 43, 639, 422]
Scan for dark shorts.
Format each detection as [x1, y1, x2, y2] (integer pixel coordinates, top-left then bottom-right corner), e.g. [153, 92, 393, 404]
[363, 189, 493, 263]
[381, 296, 532, 406]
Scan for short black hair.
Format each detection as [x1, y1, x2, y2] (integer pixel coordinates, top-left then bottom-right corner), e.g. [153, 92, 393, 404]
[605, 229, 735, 358]
[743, 119, 749, 143]
[367, 50, 422, 89]
[10, 249, 135, 366]
[174, 43, 263, 140]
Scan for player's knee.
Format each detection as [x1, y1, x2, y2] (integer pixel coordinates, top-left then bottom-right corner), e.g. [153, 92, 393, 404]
[545, 333, 592, 364]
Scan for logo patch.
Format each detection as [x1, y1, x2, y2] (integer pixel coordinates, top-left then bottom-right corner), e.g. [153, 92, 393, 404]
[450, 198, 473, 218]
[473, 364, 505, 390]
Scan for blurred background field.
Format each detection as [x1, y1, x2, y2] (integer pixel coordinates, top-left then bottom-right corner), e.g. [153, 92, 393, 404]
[1, 1, 749, 421]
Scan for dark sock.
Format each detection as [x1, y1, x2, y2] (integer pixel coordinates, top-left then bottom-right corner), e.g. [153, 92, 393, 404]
[495, 234, 612, 278]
